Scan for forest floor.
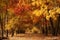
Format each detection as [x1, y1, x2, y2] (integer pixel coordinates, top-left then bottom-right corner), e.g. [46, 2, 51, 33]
[8, 34, 60, 40]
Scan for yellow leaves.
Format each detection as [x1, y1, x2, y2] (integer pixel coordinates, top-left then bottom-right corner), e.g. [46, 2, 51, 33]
[5, 19, 14, 30]
[31, 1, 39, 7]
[31, 1, 36, 6]
[45, 7, 60, 21]
[5, 16, 19, 30]
[32, 27, 38, 31]
[56, 8, 60, 14]
[53, 16, 57, 20]
[32, 5, 47, 16]
[31, 26, 40, 33]
[33, 9, 41, 16]
[46, 15, 50, 20]
[47, 7, 60, 21]
[26, 26, 40, 33]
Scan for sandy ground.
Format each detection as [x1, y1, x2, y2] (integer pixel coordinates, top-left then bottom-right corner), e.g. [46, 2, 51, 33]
[8, 34, 60, 40]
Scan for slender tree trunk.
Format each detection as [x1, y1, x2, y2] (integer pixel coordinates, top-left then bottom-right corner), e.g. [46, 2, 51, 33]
[11, 29, 14, 37]
[49, 18, 56, 36]
[1, 24, 4, 38]
[1, 17, 3, 37]
[0, 18, 3, 37]
[57, 14, 60, 34]
[6, 30, 8, 37]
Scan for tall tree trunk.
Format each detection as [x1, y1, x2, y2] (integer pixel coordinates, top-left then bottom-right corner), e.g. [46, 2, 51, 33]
[0, 15, 4, 37]
[11, 29, 14, 37]
[49, 17, 56, 36]
[57, 14, 60, 34]
[6, 30, 8, 37]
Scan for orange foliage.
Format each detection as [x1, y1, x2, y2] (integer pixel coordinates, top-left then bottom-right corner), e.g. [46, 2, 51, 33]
[8, 0, 19, 8]
[14, 4, 31, 16]
[33, 16, 40, 24]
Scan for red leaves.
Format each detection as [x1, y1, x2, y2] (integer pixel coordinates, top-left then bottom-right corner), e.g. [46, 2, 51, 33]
[6, 0, 31, 16]
[14, 4, 31, 16]
[8, 0, 19, 8]
[24, 4, 31, 11]
[14, 6, 22, 15]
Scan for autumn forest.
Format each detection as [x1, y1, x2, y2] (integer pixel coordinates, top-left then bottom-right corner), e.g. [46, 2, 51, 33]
[0, 0, 60, 37]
